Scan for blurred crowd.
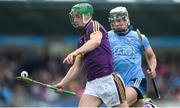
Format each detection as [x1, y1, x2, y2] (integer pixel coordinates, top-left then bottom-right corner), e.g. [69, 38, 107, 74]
[0, 48, 180, 107]
[151, 52, 180, 101]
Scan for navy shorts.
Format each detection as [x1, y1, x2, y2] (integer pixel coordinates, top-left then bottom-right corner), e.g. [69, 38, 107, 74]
[126, 78, 147, 99]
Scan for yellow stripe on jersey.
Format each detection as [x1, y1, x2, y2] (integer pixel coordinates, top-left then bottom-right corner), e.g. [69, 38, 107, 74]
[95, 21, 99, 32]
[92, 20, 100, 34]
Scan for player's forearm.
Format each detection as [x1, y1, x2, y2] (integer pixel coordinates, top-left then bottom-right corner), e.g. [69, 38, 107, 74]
[60, 66, 81, 86]
[149, 55, 157, 70]
[75, 39, 101, 55]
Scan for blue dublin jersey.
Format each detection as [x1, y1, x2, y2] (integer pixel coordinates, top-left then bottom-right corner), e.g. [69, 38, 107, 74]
[108, 30, 150, 85]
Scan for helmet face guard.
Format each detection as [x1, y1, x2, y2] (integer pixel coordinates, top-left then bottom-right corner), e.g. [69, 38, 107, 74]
[69, 12, 79, 28]
[108, 7, 130, 34]
[69, 3, 94, 28]
[109, 12, 127, 22]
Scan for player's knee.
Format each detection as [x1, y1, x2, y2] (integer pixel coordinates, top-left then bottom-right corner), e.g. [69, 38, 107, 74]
[134, 99, 144, 107]
[113, 101, 128, 107]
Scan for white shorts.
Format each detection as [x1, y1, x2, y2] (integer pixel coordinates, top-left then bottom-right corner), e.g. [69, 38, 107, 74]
[83, 73, 126, 107]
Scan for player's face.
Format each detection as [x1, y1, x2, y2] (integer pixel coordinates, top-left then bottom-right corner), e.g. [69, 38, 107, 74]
[111, 17, 129, 33]
[69, 13, 84, 29]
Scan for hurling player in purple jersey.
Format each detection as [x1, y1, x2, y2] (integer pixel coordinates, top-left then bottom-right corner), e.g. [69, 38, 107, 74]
[55, 3, 127, 107]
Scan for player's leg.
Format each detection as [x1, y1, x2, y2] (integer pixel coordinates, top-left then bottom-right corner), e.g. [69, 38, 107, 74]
[133, 99, 144, 107]
[126, 78, 147, 107]
[125, 86, 144, 107]
[80, 79, 102, 107]
[125, 86, 138, 106]
[113, 101, 128, 107]
[79, 94, 101, 107]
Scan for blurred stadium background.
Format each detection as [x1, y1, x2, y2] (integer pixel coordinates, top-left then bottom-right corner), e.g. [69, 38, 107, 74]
[0, 0, 180, 107]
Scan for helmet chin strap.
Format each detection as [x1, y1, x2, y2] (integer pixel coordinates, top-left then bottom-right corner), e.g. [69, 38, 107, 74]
[82, 14, 92, 24]
[114, 29, 127, 35]
[76, 16, 92, 33]
[114, 25, 133, 35]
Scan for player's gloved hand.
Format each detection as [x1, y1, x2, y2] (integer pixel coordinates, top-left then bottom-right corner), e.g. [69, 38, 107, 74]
[147, 68, 156, 78]
[54, 82, 64, 94]
[63, 51, 78, 65]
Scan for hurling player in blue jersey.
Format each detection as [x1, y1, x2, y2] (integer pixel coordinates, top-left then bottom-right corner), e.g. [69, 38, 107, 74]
[55, 3, 127, 107]
[108, 6, 157, 107]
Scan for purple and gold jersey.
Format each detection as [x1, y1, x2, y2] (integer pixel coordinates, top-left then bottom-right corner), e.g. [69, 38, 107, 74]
[77, 20, 114, 81]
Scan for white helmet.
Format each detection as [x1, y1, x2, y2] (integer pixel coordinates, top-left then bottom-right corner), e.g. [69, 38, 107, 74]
[109, 6, 130, 34]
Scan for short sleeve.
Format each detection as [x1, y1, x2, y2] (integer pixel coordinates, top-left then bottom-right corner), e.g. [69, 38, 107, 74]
[142, 35, 150, 49]
[77, 37, 83, 49]
[86, 21, 100, 39]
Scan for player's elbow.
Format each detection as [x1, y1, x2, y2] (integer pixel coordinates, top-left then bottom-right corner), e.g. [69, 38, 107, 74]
[150, 54, 156, 60]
